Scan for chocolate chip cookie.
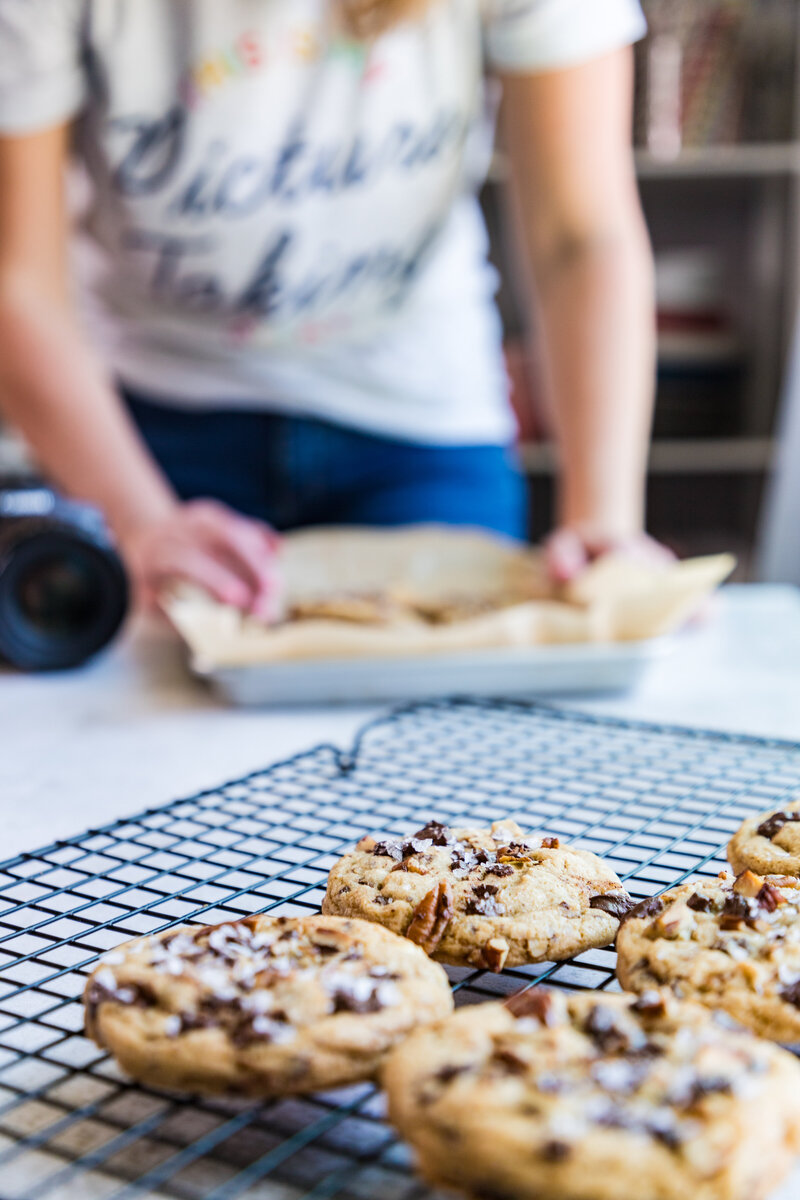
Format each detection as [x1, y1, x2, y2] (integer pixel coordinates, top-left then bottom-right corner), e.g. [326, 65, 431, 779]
[322, 818, 632, 970]
[287, 593, 408, 624]
[616, 871, 800, 1042]
[84, 914, 453, 1096]
[728, 799, 800, 876]
[383, 987, 800, 1200]
[286, 591, 513, 627]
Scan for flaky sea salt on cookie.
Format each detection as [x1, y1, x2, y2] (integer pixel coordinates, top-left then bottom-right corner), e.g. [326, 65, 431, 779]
[323, 817, 631, 969]
[84, 914, 452, 1096]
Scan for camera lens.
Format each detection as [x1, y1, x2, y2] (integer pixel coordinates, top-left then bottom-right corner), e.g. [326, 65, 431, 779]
[0, 521, 128, 670]
[15, 552, 102, 639]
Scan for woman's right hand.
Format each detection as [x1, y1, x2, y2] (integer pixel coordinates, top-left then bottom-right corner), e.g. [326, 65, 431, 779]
[119, 499, 282, 620]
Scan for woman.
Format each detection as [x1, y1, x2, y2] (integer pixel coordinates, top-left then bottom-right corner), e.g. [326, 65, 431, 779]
[0, 0, 659, 617]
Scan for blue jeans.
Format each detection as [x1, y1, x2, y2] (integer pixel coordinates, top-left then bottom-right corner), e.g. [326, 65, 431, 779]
[125, 391, 528, 539]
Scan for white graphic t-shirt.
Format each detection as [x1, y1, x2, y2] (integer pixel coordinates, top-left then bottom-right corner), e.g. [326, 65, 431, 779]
[0, 0, 645, 443]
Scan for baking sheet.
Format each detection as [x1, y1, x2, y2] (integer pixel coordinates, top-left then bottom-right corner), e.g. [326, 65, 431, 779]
[163, 525, 733, 705]
[197, 637, 673, 707]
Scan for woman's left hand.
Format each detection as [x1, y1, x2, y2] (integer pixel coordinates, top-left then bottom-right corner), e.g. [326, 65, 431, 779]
[545, 525, 675, 584]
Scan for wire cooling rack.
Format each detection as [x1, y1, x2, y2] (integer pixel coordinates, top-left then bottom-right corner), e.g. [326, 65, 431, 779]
[2, 699, 800, 1200]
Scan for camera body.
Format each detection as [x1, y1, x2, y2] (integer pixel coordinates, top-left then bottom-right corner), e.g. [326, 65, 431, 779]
[0, 485, 129, 671]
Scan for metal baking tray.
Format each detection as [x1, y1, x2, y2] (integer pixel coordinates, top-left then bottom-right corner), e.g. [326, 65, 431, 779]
[194, 637, 674, 707]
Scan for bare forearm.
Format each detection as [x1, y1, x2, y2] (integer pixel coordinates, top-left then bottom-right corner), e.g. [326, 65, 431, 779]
[499, 49, 656, 542]
[0, 279, 177, 538]
[536, 223, 656, 536]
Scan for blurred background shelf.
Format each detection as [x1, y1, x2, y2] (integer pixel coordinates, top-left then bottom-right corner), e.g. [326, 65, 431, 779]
[485, 0, 800, 573]
[635, 142, 800, 177]
[519, 437, 775, 477]
[490, 142, 800, 183]
[656, 330, 745, 368]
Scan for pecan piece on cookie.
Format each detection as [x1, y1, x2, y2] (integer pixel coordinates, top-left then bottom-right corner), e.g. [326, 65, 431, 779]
[505, 986, 558, 1025]
[407, 880, 454, 954]
[758, 881, 787, 912]
[651, 900, 694, 939]
[733, 870, 765, 899]
[631, 990, 667, 1019]
[481, 937, 510, 973]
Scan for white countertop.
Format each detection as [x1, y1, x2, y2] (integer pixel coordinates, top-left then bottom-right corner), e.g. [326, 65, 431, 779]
[3, 583, 800, 1200]
[2, 583, 799, 861]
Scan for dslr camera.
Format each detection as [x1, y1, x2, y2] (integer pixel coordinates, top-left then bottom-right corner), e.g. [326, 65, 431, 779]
[0, 483, 128, 670]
